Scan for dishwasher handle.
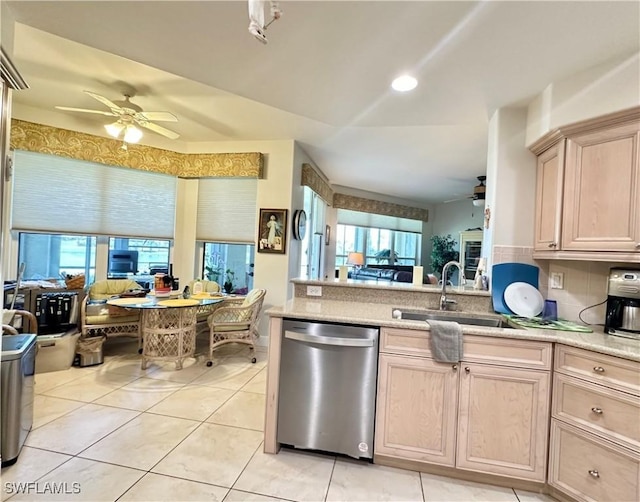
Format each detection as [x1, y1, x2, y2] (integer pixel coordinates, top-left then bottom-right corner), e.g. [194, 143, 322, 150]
[284, 329, 374, 347]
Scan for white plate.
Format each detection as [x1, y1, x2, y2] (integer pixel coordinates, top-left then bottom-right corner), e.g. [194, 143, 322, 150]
[503, 282, 544, 317]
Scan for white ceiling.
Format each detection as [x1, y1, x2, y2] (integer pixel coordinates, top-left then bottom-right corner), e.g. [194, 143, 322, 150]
[5, 1, 640, 205]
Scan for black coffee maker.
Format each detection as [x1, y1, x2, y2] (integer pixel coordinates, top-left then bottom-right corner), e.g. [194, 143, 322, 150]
[605, 268, 640, 339]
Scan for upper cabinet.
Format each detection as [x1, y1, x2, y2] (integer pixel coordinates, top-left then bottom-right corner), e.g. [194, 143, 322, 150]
[530, 107, 640, 262]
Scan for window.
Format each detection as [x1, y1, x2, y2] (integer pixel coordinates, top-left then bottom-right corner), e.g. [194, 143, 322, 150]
[108, 238, 170, 279]
[299, 187, 327, 279]
[335, 224, 421, 267]
[203, 242, 255, 294]
[18, 232, 97, 282]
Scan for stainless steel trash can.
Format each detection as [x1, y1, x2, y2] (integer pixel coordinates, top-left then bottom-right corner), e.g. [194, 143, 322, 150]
[1, 333, 37, 467]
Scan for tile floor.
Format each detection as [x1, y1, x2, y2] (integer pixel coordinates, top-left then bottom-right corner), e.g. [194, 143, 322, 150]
[2, 337, 557, 502]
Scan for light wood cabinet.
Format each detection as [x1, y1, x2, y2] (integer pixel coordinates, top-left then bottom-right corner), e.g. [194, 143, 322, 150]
[457, 363, 550, 481]
[550, 345, 640, 502]
[534, 140, 565, 251]
[562, 123, 640, 252]
[375, 328, 551, 482]
[375, 353, 458, 466]
[530, 107, 640, 261]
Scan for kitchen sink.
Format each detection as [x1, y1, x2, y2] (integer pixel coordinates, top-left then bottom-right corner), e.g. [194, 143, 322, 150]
[392, 308, 512, 328]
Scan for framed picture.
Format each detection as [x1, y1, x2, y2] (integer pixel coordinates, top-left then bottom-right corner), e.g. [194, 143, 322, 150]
[325, 225, 331, 245]
[258, 208, 288, 254]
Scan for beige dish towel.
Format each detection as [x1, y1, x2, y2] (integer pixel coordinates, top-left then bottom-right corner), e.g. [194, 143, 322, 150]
[426, 320, 463, 363]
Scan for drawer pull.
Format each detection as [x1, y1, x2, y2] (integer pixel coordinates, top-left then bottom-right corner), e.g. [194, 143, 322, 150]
[593, 366, 605, 373]
[452, 364, 458, 371]
[588, 469, 600, 479]
[591, 407, 603, 415]
[464, 367, 470, 373]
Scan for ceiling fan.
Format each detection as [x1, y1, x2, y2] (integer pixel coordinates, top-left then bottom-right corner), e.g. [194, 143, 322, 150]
[444, 176, 486, 206]
[55, 90, 180, 144]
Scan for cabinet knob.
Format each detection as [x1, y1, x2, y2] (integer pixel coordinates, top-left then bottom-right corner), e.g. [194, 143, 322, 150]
[591, 407, 603, 415]
[588, 470, 600, 479]
[593, 366, 605, 373]
[464, 367, 470, 373]
[548, 242, 557, 248]
[452, 364, 458, 371]
[636, 243, 640, 248]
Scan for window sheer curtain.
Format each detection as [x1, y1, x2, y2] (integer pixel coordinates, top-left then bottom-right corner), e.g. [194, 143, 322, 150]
[196, 178, 257, 243]
[11, 150, 177, 239]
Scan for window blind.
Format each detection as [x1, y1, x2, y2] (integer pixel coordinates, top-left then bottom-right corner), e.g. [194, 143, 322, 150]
[337, 209, 422, 233]
[11, 150, 177, 239]
[196, 178, 257, 242]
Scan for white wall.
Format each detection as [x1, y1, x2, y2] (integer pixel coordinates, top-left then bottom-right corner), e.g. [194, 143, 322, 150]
[430, 199, 484, 270]
[526, 52, 640, 145]
[483, 107, 537, 270]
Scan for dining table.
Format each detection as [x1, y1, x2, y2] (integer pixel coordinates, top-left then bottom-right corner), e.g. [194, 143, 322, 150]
[106, 294, 223, 370]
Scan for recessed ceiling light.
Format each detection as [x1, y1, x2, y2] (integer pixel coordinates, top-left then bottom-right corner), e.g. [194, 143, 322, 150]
[391, 75, 418, 92]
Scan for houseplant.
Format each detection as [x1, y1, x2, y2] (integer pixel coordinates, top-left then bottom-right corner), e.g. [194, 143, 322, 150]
[430, 234, 459, 281]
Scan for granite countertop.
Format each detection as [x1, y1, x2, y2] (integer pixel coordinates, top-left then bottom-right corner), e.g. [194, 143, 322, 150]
[267, 298, 640, 362]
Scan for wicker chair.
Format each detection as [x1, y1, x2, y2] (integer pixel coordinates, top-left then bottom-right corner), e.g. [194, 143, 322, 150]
[205, 288, 266, 366]
[187, 280, 221, 334]
[80, 279, 143, 340]
[2, 309, 37, 335]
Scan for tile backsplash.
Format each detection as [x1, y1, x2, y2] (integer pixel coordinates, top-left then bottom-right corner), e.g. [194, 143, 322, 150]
[492, 246, 633, 325]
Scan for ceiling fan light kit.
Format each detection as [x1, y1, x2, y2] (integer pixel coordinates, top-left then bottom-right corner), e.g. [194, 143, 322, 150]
[472, 175, 486, 207]
[55, 90, 180, 146]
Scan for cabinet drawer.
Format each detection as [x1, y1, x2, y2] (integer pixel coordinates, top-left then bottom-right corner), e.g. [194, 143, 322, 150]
[380, 328, 431, 357]
[555, 345, 640, 395]
[463, 335, 552, 370]
[553, 373, 640, 451]
[549, 420, 640, 502]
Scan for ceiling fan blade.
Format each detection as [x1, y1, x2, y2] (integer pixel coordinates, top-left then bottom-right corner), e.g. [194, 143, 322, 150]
[138, 120, 180, 140]
[137, 111, 178, 122]
[55, 106, 118, 117]
[443, 196, 472, 203]
[83, 90, 123, 112]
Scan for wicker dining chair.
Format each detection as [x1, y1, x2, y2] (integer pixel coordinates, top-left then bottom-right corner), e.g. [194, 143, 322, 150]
[205, 288, 266, 366]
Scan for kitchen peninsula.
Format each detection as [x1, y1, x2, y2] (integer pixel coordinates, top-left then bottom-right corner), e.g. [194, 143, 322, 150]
[264, 278, 640, 500]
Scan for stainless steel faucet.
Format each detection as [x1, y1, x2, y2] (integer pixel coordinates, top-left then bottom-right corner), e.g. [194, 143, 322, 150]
[440, 261, 464, 310]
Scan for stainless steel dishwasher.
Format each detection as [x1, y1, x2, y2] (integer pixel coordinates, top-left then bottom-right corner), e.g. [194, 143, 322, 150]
[277, 319, 379, 459]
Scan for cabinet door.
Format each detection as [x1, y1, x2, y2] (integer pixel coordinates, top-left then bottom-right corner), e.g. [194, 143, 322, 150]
[375, 354, 458, 466]
[534, 140, 565, 251]
[457, 363, 550, 481]
[562, 124, 640, 251]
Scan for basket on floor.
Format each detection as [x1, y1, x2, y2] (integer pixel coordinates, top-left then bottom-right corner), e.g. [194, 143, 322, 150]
[65, 274, 86, 289]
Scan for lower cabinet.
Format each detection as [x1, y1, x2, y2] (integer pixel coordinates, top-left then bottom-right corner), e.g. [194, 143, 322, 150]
[457, 363, 550, 480]
[375, 353, 458, 466]
[549, 345, 640, 502]
[375, 328, 552, 483]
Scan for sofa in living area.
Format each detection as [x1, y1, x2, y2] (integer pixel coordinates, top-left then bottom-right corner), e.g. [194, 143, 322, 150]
[347, 265, 436, 284]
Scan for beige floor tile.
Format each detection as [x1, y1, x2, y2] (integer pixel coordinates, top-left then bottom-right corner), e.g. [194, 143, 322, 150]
[513, 489, 556, 502]
[327, 459, 423, 501]
[241, 368, 267, 394]
[99, 355, 161, 379]
[1, 447, 72, 501]
[25, 403, 139, 455]
[421, 473, 518, 501]
[207, 391, 266, 431]
[120, 472, 228, 501]
[147, 384, 234, 421]
[234, 448, 335, 502]
[40, 371, 138, 402]
[143, 356, 212, 384]
[93, 377, 183, 411]
[221, 349, 268, 369]
[152, 423, 262, 488]
[79, 413, 199, 470]
[190, 361, 261, 390]
[33, 367, 87, 394]
[9, 457, 144, 502]
[32, 395, 85, 429]
[224, 490, 288, 502]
